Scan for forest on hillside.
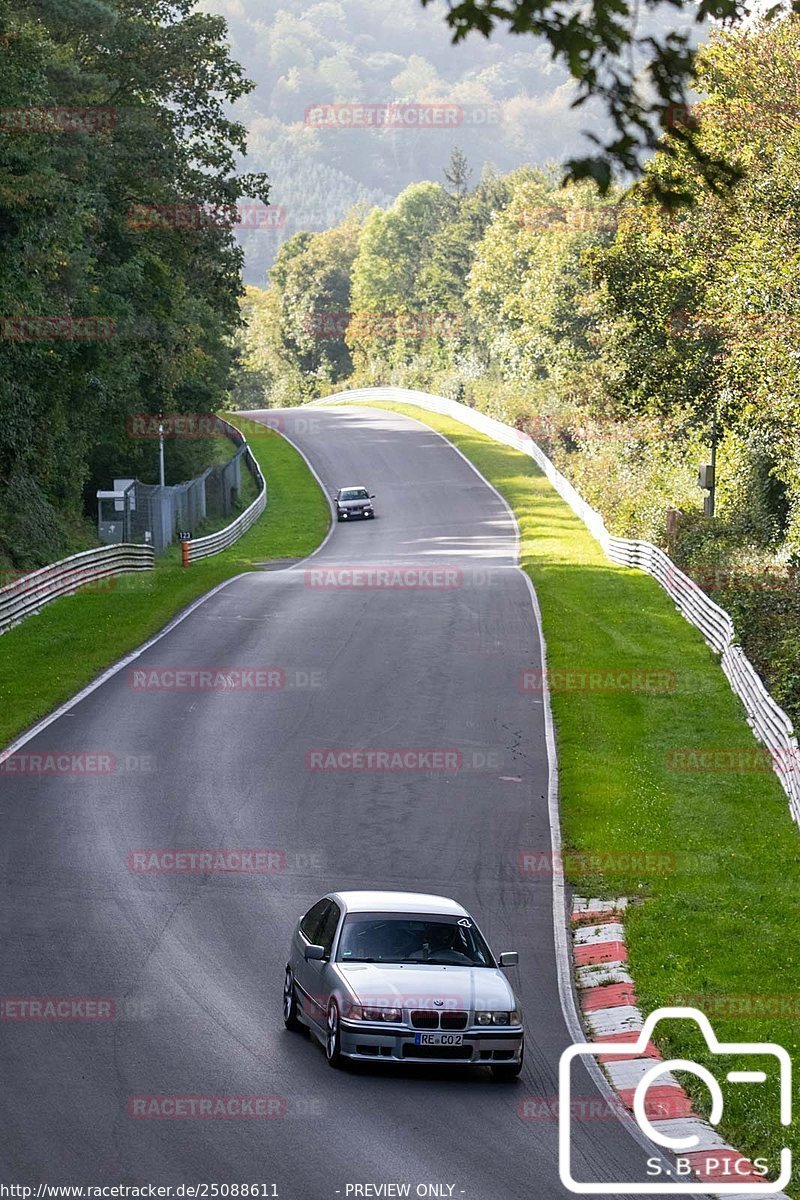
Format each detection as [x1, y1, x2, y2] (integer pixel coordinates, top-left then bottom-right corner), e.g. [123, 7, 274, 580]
[197, 0, 637, 282]
[236, 17, 800, 725]
[0, 0, 264, 569]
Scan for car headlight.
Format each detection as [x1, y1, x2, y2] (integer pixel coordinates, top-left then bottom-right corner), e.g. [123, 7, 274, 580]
[475, 1011, 493, 1025]
[475, 1010, 520, 1025]
[348, 1005, 402, 1022]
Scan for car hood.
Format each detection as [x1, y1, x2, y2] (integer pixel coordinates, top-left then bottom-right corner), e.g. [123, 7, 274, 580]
[338, 498, 370, 508]
[335, 963, 516, 1011]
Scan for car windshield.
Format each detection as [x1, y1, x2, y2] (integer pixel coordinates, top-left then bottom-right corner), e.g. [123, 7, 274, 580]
[337, 913, 495, 967]
[340, 488, 369, 501]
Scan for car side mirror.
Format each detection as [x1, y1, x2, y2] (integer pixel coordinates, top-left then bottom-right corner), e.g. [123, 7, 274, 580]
[498, 951, 519, 967]
[304, 944, 326, 961]
[369, 494, 375, 498]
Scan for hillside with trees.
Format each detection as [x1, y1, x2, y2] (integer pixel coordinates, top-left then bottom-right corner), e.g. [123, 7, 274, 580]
[199, 0, 626, 281]
[0, 0, 267, 569]
[236, 15, 800, 725]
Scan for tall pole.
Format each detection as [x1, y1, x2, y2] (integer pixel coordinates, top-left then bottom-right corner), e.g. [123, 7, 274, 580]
[709, 400, 717, 518]
[158, 414, 165, 489]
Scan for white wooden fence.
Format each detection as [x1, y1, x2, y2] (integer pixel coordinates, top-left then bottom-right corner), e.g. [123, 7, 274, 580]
[314, 386, 800, 827]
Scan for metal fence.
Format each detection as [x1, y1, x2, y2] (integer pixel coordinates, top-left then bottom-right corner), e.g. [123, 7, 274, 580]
[122, 470, 211, 552]
[182, 417, 267, 562]
[98, 418, 252, 554]
[0, 545, 154, 636]
[314, 386, 800, 828]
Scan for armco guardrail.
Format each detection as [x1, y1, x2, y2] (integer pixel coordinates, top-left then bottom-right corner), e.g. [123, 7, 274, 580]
[181, 417, 266, 563]
[314, 386, 800, 828]
[0, 544, 154, 636]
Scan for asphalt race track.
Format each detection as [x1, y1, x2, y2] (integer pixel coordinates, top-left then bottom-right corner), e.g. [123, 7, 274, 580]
[0, 404, 680, 1199]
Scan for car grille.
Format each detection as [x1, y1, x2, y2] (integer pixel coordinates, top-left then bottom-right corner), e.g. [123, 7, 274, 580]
[409, 1011, 468, 1030]
[441, 1012, 468, 1030]
[410, 1010, 438, 1029]
[402, 1044, 473, 1061]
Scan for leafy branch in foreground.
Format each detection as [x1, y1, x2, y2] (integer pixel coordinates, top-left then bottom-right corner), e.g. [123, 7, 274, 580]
[421, 0, 794, 197]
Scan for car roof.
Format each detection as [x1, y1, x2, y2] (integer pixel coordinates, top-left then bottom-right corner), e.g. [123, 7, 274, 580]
[338, 485, 368, 491]
[330, 890, 469, 916]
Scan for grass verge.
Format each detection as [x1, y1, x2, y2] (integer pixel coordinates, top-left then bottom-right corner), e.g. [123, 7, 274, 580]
[0, 416, 329, 748]
[353, 399, 799, 1190]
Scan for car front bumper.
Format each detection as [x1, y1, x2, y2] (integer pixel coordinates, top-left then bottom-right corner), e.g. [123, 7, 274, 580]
[338, 508, 372, 519]
[339, 1020, 523, 1064]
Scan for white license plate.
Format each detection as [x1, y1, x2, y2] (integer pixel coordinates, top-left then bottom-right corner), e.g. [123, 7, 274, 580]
[414, 1032, 463, 1046]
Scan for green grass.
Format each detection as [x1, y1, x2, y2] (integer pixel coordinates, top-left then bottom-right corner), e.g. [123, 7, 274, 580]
[0, 416, 329, 747]
[353, 400, 799, 1191]
[178, 432, 261, 541]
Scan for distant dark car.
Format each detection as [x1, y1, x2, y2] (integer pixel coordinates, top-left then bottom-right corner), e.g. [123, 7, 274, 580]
[334, 485, 375, 521]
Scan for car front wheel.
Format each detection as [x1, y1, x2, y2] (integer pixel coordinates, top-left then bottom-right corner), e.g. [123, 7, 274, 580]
[283, 967, 303, 1031]
[326, 1000, 343, 1068]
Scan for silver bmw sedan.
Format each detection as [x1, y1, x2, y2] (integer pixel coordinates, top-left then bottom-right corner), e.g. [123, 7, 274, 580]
[283, 890, 524, 1079]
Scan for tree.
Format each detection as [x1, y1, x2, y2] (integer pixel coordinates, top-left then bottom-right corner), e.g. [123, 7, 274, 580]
[443, 146, 471, 197]
[420, 0, 767, 197]
[0, 0, 268, 567]
[347, 182, 451, 370]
